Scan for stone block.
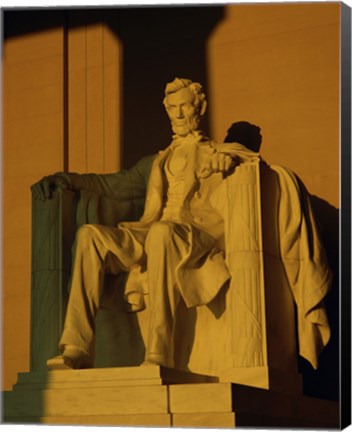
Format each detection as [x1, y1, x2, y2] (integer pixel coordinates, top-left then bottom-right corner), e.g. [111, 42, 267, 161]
[3, 368, 339, 428]
[5, 413, 171, 427]
[172, 412, 236, 428]
[4, 55, 63, 93]
[4, 385, 169, 417]
[169, 383, 233, 413]
[5, 84, 63, 122]
[15, 365, 217, 389]
[218, 366, 302, 394]
[230, 384, 339, 428]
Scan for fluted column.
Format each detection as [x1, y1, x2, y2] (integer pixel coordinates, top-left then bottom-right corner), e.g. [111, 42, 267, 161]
[224, 160, 266, 367]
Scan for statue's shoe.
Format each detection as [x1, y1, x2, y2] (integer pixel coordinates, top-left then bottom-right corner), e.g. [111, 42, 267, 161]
[142, 354, 174, 368]
[46, 355, 76, 370]
[47, 347, 92, 370]
[141, 360, 158, 366]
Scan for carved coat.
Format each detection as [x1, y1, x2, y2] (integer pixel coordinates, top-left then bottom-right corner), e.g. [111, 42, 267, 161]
[269, 165, 332, 369]
[211, 160, 332, 369]
[120, 138, 258, 310]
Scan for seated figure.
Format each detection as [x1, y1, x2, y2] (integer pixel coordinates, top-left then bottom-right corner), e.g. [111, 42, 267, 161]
[32, 77, 332, 374]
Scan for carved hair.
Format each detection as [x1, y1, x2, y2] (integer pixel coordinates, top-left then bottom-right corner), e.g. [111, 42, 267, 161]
[163, 77, 206, 111]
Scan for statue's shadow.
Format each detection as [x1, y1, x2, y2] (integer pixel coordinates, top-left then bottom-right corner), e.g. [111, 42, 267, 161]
[224, 120, 263, 152]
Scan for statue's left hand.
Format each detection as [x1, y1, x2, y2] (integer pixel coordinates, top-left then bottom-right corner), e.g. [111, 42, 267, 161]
[31, 174, 70, 201]
[199, 151, 237, 179]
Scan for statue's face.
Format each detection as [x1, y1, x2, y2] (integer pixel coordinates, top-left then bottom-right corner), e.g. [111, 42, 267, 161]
[165, 87, 201, 137]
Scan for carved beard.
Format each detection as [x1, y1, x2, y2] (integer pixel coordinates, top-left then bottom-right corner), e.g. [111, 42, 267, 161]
[171, 115, 201, 137]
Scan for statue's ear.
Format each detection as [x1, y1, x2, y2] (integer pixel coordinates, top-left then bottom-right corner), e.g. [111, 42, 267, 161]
[200, 100, 207, 116]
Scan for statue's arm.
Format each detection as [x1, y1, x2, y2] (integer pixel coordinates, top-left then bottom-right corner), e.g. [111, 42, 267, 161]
[31, 155, 156, 201]
[198, 142, 260, 179]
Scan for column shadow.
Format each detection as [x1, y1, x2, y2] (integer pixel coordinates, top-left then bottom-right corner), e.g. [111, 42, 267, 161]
[108, 6, 225, 167]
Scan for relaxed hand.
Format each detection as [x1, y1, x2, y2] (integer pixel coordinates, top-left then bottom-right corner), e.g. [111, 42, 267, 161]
[31, 174, 70, 201]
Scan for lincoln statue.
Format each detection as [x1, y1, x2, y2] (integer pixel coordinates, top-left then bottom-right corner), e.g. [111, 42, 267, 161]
[31, 77, 332, 373]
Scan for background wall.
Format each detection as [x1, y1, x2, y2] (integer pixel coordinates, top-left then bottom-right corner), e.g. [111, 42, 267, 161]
[2, 3, 340, 399]
[3, 12, 66, 392]
[207, 3, 339, 209]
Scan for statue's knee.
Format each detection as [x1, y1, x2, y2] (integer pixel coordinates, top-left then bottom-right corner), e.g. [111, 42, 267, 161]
[75, 224, 99, 246]
[150, 221, 175, 238]
[146, 221, 176, 250]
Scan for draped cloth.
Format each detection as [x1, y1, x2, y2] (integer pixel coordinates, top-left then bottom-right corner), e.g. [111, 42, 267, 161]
[212, 161, 332, 370]
[271, 165, 332, 369]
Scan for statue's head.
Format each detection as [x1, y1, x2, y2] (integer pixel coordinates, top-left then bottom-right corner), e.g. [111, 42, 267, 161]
[163, 78, 207, 137]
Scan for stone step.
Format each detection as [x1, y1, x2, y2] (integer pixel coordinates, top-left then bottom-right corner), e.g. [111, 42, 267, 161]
[13, 365, 218, 391]
[4, 366, 220, 421]
[172, 411, 338, 428]
[5, 413, 172, 427]
[3, 367, 340, 429]
[5, 383, 234, 420]
[172, 412, 236, 428]
[14, 377, 163, 390]
[4, 385, 168, 418]
[4, 412, 236, 428]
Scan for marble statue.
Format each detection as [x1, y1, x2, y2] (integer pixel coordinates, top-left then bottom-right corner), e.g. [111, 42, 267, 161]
[32, 78, 332, 374]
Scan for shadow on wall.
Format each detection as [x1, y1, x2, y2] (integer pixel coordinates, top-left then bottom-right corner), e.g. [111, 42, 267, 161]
[224, 121, 263, 153]
[4, 6, 225, 169]
[113, 6, 225, 168]
[224, 121, 339, 401]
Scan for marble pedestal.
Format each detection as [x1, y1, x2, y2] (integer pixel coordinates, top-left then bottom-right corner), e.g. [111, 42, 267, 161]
[3, 365, 339, 428]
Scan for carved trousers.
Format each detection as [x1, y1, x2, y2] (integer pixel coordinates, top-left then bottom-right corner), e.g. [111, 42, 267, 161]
[59, 223, 146, 357]
[59, 221, 212, 367]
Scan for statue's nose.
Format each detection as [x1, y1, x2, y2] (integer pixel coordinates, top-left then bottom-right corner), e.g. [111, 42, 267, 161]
[176, 107, 184, 118]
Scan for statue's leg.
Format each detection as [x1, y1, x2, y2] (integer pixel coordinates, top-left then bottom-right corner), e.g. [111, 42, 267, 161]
[144, 221, 189, 368]
[48, 223, 145, 369]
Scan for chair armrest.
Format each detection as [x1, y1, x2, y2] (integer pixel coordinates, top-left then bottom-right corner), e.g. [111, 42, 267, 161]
[30, 189, 77, 371]
[30, 185, 147, 371]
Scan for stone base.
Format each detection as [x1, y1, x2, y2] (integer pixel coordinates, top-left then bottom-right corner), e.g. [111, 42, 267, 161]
[170, 382, 339, 428]
[3, 365, 339, 428]
[218, 366, 303, 394]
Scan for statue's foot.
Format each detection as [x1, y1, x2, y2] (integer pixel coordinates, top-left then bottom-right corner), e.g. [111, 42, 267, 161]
[47, 346, 92, 370]
[142, 354, 174, 368]
[141, 360, 158, 366]
[47, 355, 76, 370]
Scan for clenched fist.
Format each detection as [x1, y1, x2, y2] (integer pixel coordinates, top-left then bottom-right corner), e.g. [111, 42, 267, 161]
[199, 151, 237, 179]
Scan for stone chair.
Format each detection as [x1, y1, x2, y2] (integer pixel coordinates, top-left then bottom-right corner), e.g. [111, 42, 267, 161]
[30, 156, 330, 395]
